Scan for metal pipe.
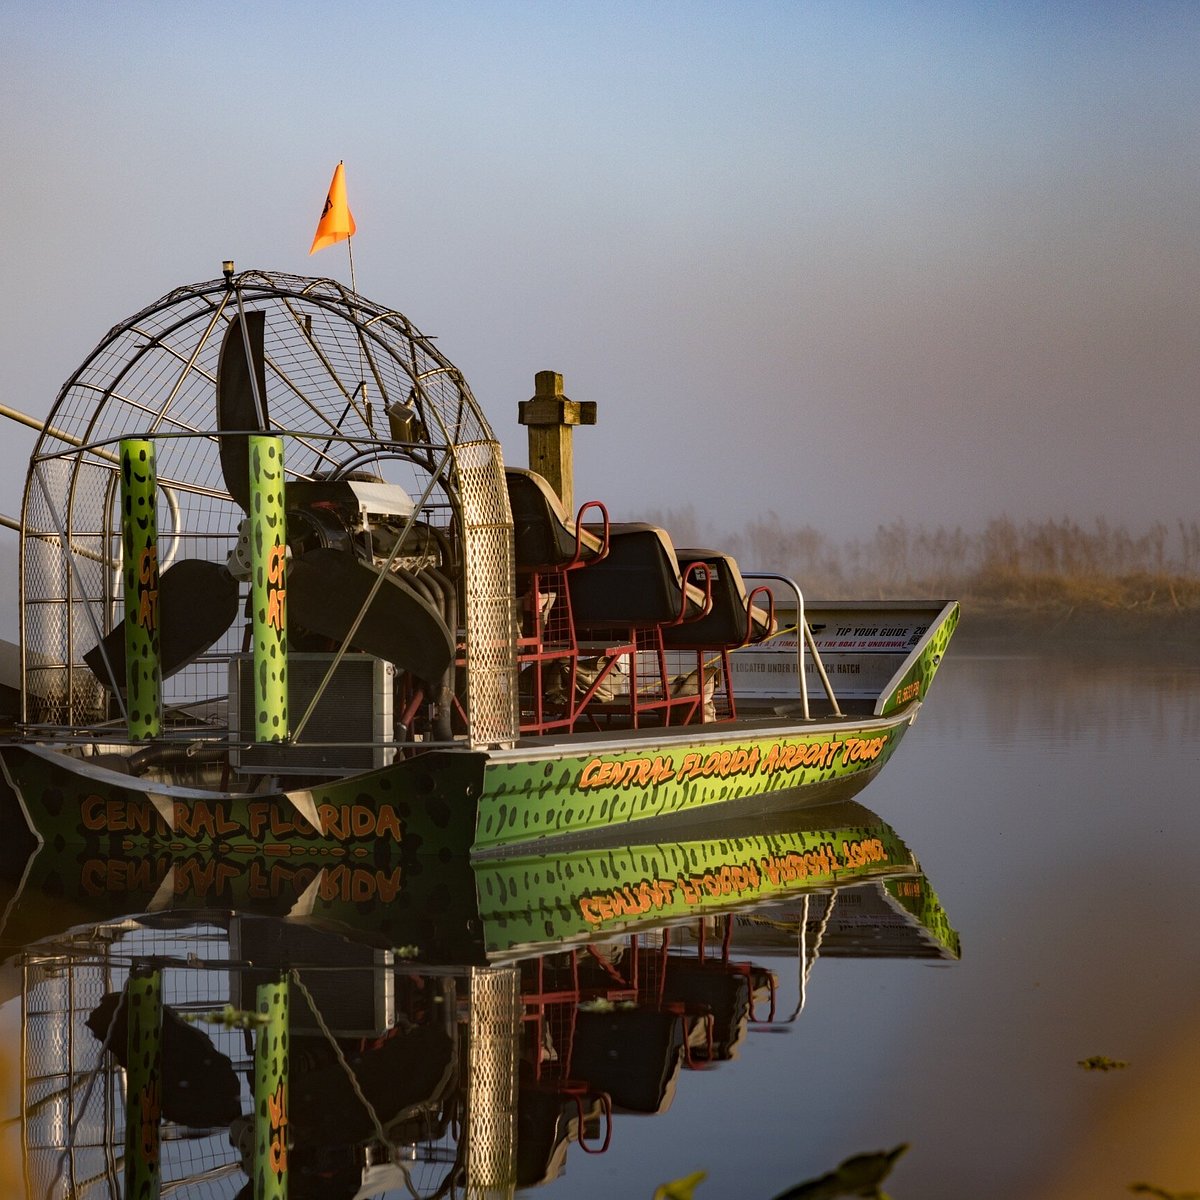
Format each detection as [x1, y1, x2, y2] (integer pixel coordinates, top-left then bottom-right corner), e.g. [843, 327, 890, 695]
[742, 571, 842, 718]
[0, 401, 120, 463]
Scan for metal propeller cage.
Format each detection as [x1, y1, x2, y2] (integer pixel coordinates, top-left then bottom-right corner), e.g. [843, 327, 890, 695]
[18, 269, 517, 748]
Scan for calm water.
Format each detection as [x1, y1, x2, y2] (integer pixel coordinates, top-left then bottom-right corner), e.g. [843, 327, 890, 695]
[2, 645, 1198, 1199]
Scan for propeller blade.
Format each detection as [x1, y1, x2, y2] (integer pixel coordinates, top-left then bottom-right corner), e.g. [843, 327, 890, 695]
[216, 310, 268, 512]
[288, 548, 455, 685]
[85, 559, 240, 691]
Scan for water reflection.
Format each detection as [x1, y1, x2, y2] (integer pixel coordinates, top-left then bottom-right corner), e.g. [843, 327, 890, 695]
[928, 649, 1200, 751]
[0, 804, 957, 1199]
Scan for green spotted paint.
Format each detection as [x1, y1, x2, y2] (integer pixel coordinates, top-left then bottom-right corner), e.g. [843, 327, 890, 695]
[474, 721, 907, 852]
[249, 435, 288, 742]
[120, 439, 162, 739]
[123, 966, 162, 1200]
[877, 601, 959, 717]
[253, 978, 289, 1200]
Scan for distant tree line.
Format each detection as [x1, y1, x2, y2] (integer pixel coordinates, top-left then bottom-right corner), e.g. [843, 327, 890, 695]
[638, 508, 1200, 598]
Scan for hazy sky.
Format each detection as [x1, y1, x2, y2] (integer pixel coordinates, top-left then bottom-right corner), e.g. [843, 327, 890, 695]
[2, 1, 1197, 549]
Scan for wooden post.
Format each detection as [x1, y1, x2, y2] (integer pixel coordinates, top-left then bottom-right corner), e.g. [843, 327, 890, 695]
[517, 371, 596, 516]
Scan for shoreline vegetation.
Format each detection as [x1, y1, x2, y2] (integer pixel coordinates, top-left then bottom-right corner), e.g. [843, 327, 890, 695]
[638, 511, 1200, 648]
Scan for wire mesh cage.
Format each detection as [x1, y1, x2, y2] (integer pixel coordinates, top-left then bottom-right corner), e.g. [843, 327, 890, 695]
[18, 269, 517, 748]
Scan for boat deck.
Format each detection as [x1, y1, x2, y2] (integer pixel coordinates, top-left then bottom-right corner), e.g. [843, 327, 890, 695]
[495, 695, 900, 760]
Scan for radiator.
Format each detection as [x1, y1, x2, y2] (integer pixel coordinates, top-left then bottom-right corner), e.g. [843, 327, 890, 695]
[228, 652, 395, 775]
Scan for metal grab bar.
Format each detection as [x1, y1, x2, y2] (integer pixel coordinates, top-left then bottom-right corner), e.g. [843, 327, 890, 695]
[741, 572, 842, 719]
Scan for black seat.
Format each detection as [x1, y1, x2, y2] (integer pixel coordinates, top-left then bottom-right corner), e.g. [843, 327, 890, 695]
[505, 468, 606, 570]
[662, 959, 751, 1061]
[568, 524, 709, 629]
[661, 549, 774, 648]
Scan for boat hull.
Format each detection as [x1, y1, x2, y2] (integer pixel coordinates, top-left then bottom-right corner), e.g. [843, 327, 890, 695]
[0, 744, 484, 857]
[472, 706, 918, 855]
[1, 697, 928, 860]
[473, 805, 937, 960]
[0, 700, 927, 862]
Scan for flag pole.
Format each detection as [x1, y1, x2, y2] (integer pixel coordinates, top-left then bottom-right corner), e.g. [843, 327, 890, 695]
[346, 233, 367, 420]
[341, 199, 366, 425]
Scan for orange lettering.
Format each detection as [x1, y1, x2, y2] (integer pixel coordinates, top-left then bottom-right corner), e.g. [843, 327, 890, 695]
[579, 757, 605, 788]
[376, 804, 402, 843]
[317, 804, 345, 839]
[248, 801, 270, 840]
[81, 859, 105, 894]
[268, 1078, 288, 1173]
[350, 806, 375, 838]
[137, 586, 158, 631]
[267, 543, 287, 585]
[138, 545, 158, 586]
[266, 586, 286, 632]
[374, 868, 401, 903]
[81, 794, 107, 831]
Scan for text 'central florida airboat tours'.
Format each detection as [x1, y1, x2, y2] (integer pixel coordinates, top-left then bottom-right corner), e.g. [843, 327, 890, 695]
[0, 268, 957, 859]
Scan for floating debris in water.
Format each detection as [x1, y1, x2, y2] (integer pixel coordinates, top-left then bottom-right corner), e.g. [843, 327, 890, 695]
[770, 1143, 909, 1200]
[1077, 1055, 1129, 1071]
[653, 1169, 708, 1200]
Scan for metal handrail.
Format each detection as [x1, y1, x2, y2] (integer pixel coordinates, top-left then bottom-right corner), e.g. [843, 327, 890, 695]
[742, 572, 842, 719]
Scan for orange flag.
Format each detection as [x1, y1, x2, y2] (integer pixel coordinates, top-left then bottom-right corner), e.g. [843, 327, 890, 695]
[309, 161, 357, 254]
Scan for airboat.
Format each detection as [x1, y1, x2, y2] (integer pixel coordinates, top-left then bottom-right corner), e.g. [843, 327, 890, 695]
[0, 268, 958, 858]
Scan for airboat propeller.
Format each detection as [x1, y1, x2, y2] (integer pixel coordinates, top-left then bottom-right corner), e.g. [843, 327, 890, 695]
[83, 558, 240, 690]
[216, 308, 269, 513]
[81, 309, 456, 704]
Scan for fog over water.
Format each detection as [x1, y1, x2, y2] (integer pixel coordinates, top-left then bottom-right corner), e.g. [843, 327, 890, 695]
[2, 3, 1197, 557]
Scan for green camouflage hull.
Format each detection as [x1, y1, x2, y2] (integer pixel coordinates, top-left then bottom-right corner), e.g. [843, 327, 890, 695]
[0, 744, 482, 857]
[0, 707, 913, 857]
[474, 709, 914, 854]
[0, 604, 956, 857]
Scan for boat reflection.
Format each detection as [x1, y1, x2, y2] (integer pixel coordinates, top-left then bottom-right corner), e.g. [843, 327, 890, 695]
[0, 801, 958, 1199]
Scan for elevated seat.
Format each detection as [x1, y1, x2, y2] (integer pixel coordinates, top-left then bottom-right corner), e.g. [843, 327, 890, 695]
[661, 960, 751, 1061]
[570, 1007, 686, 1114]
[566, 524, 714, 728]
[661, 550, 774, 645]
[506, 467, 607, 571]
[516, 951, 614, 1170]
[568, 524, 708, 627]
[517, 1088, 608, 1186]
[505, 468, 610, 735]
[660, 549, 775, 720]
[569, 938, 713, 1108]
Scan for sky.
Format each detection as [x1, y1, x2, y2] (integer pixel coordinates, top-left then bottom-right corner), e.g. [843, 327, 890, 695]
[1, 1, 1197, 559]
